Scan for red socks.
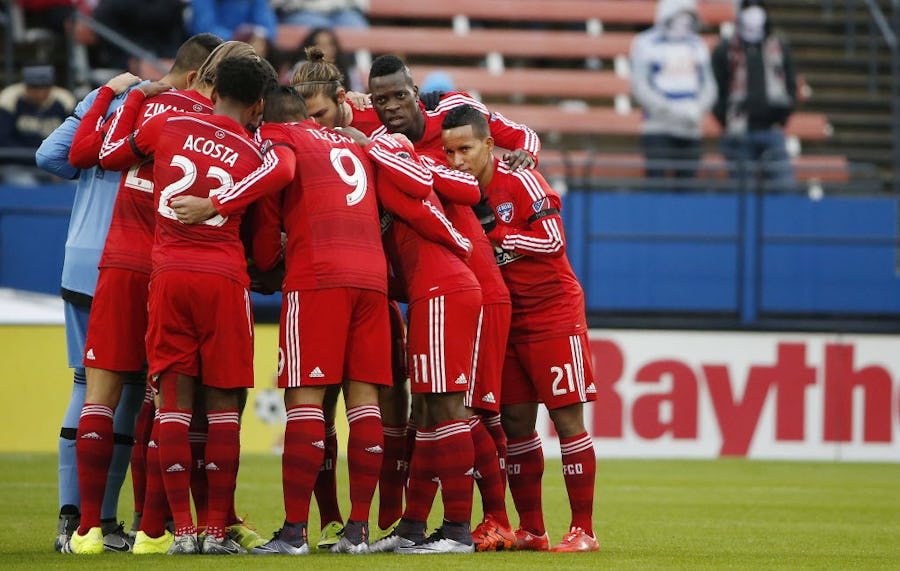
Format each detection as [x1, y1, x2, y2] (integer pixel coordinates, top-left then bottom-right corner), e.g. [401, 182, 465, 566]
[559, 432, 596, 534]
[432, 420, 475, 524]
[506, 433, 545, 534]
[469, 416, 510, 527]
[313, 423, 342, 526]
[76, 403, 114, 533]
[158, 408, 195, 535]
[402, 427, 437, 523]
[378, 423, 407, 529]
[205, 410, 240, 539]
[346, 405, 383, 522]
[140, 414, 168, 538]
[130, 388, 155, 518]
[282, 405, 324, 524]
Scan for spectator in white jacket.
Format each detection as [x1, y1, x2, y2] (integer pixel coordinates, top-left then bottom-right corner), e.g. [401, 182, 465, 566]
[630, 0, 716, 180]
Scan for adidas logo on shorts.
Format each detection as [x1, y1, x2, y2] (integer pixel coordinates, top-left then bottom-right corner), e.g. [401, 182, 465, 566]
[454, 374, 468, 385]
[586, 383, 597, 394]
[166, 463, 186, 473]
[86, 348, 96, 360]
[481, 392, 496, 404]
[309, 367, 325, 378]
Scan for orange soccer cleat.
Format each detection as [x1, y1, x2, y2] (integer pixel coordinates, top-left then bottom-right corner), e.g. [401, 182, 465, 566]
[514, 528, 550, 551]
[472, 515, 517, 552]
[550, 527, 600, 552]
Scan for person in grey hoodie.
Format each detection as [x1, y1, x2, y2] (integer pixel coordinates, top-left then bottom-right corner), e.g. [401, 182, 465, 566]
[630, 0, 716, 180]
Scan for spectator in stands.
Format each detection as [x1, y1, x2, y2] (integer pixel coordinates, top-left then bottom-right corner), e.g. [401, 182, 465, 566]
[712, 0, 797, 191]
[189, 0, 277, 58]
[273, 0, 368, 29]
[630, 0, 716, 181]
[288, 27, 363, 90]
[87, 0, 188, 71]
[0, 65, 74, 184]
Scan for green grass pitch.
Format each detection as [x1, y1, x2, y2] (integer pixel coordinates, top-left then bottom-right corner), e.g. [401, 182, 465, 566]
[1, 453, 898, 570]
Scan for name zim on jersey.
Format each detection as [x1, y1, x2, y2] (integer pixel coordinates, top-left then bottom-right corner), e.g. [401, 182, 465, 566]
[182, 134, 239, 167]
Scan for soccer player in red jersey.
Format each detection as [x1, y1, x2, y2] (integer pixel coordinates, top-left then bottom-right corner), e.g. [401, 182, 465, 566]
[290, 48, 476, 544]
[359, 55, 532, 551]
[332, 127, 482, 554]
[97, 56, 277, 555]
[442, 104, 600, 553]
[62, 33, 223, 555]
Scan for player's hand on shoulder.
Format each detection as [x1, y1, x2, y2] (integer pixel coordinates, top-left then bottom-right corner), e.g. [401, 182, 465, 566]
[105, 72, 142, 95]
[139, 81, 173, 98]
[345, 91, 371, 111]
[335, 126, 370, 146]
[170, 195, 217, 225]
[503, 149, 535, 171]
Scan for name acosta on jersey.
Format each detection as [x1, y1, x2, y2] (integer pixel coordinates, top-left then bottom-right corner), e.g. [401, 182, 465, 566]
[181, 133, 239, 167]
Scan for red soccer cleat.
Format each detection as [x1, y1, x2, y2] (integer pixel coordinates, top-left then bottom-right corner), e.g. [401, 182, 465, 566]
[550, 527, 600, 552]
[514, 528, 550, 551]
[472, 515, 516, 552]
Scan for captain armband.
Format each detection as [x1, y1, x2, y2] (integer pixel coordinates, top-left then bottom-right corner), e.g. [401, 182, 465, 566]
[527, 208, 559, 224]
[128, 134, 149, 159]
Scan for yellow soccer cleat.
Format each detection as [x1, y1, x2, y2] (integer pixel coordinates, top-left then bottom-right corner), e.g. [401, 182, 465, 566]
[64, 527, 105, 555]
[132, 530, 174, 555]
[227, 520, 267, 550]
[317, 520, 344, 549]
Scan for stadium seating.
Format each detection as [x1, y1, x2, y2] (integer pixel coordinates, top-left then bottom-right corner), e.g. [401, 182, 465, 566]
[365, 0, 735, 27]
[536, 150, 850, 183]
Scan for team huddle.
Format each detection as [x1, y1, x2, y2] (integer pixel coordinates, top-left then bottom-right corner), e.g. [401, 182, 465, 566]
[39, 32, 599, 556]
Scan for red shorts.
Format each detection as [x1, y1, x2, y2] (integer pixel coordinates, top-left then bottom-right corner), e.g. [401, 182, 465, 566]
[278, 288, 391, 388]
[146, 271, 254, 389]
[501, 332, 597, 409]
[407, 288, 482, 394]
[465, 302, 511, 413]
[83, 267, 149, 372]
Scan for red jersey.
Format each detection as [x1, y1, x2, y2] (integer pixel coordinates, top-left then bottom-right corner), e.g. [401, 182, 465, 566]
[97, 88, 213, 274]
[101, 110, 264, 285]
[222, 120, 387, 293]
[364, 136, 480, 304]
[421, 154, 511, 305]
[483, 159, 587, 343]
[365, 137, 472, 261]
